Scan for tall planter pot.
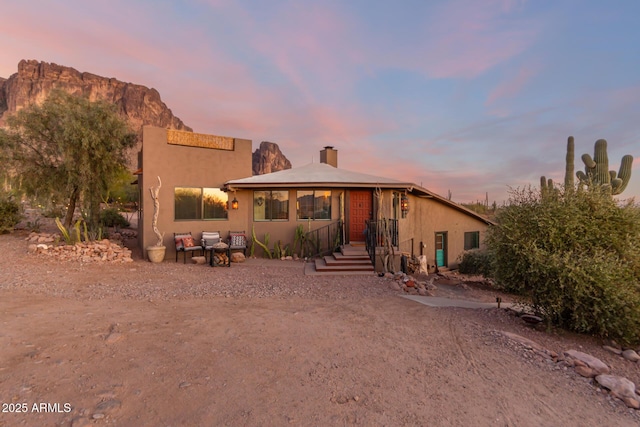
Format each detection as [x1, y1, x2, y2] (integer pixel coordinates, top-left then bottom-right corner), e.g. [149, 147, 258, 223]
[147, 245, 166, 263]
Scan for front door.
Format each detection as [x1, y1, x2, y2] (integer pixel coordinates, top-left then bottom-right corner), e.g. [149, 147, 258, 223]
[435, 232, 447, 267]
[349, 190, 372, 242]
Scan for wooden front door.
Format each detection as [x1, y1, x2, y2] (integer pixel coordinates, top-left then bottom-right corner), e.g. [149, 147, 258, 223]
[349, 190, 372, 242]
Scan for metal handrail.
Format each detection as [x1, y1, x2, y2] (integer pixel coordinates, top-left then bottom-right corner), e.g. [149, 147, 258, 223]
[365, 218, 399, 263]
[304, 220, 344, 258]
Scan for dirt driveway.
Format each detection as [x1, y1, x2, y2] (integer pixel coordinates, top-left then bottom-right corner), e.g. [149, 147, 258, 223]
[1, 232, 639, 426]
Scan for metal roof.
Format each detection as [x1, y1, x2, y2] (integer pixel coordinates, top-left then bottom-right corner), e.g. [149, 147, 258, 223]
[224, 162, 495, 225]
[225, 162, 415, 189]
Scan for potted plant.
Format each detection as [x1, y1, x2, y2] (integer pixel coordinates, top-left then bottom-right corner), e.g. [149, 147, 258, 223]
[146, 176, 166, 262]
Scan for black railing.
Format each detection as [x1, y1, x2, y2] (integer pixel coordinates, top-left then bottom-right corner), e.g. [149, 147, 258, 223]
[304, 220, 344, 258]
[365, 219, 399, 263]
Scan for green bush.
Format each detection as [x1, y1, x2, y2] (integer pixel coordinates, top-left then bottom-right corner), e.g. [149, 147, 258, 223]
[99, 207, 130, 228]
[0, 197, 21, 233]
[486, 186, 640, 344]
[458, 249, 494, 276]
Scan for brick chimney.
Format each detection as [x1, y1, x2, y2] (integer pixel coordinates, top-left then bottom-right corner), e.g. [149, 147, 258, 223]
[320, 146, 338, 168]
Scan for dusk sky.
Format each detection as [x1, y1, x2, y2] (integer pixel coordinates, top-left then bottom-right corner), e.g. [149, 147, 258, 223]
[2, 0, 639, 203]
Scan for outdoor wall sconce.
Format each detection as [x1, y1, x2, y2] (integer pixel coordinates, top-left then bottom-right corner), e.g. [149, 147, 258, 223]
[231, 197, 239, 210]
[401, 193, 409, 218]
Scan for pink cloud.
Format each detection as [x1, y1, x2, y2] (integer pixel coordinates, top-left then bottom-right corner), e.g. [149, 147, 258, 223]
[395, 0, 537, 79]
[486, 64, 539, 106]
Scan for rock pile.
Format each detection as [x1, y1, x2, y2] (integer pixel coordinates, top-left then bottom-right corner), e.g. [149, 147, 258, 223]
[499, 331, 640, 409]
[383, 272, 438, 296]
[25, 233, 133, 263]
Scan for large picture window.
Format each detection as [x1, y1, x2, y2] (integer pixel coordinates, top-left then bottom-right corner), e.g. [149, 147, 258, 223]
[254, 190, 289, 221]
[175, 187, 228, 220]
[297, 190, 331, 220]
[464, 231, 480, 250]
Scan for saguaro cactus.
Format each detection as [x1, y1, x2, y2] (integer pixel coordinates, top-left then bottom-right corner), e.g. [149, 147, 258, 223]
[576, 139, 633, 195]
[564, 136, 575, 190]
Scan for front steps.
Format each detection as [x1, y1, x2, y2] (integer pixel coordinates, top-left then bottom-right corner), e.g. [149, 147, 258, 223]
[306, 244, 374, 275]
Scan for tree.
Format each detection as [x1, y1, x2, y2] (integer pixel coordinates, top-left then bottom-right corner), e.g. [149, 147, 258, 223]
[486, 185, 640, 344]
[0, 89, 137, 229]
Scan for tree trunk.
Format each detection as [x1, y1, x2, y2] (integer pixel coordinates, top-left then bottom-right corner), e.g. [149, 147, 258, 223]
[64, 186, 79, 228]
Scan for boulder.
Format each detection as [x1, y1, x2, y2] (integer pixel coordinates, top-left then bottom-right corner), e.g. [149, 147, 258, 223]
[231, 252, 246, 263]
[191, 256, 206, 265]
[564, 350, 609, 375]
[596, 375, 638, 407]
[622, 349, 640, 362]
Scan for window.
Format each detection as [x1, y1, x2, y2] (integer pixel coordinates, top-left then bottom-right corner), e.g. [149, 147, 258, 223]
[297, 190, 331, 220]
[392, 192, 400, 220]
[175, 187, 228, 220]
[254, 190, 289, 221]
[464, 231, 480, 250]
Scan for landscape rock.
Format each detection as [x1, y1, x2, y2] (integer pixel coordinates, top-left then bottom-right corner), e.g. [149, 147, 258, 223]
[603, 345, 622, 355]
[191, 256, 206, 265]
[231, 252, 246, 263]
[574, 365, 595, 378]
[622, 349, 640, 362]
[28, 233, 133, 263]
[564, 350, 609, 375]
[596, 374, 638, 407]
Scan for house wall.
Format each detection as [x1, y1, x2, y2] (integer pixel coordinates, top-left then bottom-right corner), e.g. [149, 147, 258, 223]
[398, 193, 490, 271]
[140, 126, 252, 260]
[246, 189, 344, 257]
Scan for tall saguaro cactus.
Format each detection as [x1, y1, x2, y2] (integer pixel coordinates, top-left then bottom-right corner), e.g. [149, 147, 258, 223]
[576, 139, 633, 195]
[564, 136, 575, 190]
[541, 137, 634, 196]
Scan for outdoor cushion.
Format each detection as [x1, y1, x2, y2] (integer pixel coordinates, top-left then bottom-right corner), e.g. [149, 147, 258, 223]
[175, 237, 184, 250]
[182, 236, 195, 248]
[201, 231, 221, 249]
[230, 233, 246, 247]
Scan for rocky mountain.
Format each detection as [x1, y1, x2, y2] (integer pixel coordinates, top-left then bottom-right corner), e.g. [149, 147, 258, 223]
[0, 60, 291, 175]
[0, 60, 191, 133]
[252, 141, 292, 175]
[0, 60, 192, 167]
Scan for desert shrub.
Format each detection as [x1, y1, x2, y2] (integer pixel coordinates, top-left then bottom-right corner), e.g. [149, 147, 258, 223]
[458, 249, 494, 276]
[486, 186, 640, 344]
[0, 196, 21, 233]
[99, 207, 130, 228]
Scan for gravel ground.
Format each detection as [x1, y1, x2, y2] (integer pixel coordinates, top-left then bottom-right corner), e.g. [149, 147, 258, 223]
[2, 229, 640, 426]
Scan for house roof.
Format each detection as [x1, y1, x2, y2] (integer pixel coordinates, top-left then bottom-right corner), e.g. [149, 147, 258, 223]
[225, 162, 495, 226]
[225, 162, 415, 189]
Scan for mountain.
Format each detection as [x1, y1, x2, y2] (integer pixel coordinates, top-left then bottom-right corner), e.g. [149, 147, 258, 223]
[252, 141, 292, 175]
[0, 60, 191, 133]
[0, 60, 291, 174]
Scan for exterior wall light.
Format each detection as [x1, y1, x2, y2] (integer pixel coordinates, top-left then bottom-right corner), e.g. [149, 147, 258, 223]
[231, 197, 239, 210]
[401, 193, 409, 218]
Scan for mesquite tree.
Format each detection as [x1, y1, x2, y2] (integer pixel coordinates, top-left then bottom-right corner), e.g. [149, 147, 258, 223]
[0, 89, 137, 229]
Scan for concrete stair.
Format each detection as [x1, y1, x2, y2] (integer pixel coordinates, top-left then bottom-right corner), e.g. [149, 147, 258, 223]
[308, 244, 374, 275]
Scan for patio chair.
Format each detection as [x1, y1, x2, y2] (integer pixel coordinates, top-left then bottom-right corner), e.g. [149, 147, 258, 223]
[174, 232, 203, 263]
[228, 231, 248, 255]
[201, 231, 221, 263]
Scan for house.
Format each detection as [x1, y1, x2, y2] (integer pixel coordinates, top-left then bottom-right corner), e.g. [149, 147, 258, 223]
[139, 126, 493, 271]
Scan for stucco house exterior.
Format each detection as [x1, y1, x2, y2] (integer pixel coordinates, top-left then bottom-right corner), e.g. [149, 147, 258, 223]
[139, 126, 493, 271]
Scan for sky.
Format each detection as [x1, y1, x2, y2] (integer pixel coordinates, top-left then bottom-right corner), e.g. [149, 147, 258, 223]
[1, 0, 639, 203]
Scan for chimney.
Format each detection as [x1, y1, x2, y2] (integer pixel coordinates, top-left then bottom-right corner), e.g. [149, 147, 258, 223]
[320, 146, 338, 168]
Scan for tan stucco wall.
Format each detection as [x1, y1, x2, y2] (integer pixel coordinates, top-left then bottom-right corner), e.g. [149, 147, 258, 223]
[140, 126, 252, 260]
[398, 193, 489, 270]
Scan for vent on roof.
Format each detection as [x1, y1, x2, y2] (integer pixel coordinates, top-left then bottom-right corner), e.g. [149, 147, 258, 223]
[320, 146, 338, 168]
